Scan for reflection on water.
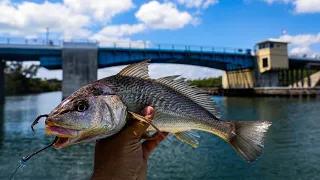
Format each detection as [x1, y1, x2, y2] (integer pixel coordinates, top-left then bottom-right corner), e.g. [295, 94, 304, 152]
[0, 92, 319, 180]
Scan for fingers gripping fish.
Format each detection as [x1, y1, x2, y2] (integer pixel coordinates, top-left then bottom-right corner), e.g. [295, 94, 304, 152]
[45, 60, 271, 162]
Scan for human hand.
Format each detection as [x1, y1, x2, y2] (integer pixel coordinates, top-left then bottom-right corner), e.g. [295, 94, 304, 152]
[91, 106, 168, 180]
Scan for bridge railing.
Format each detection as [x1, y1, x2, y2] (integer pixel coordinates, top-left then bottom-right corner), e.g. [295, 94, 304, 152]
[99, 40, 253, 55]
[0, 37, 63, 47]
[289, 54, 320, 60]
[0, 37, 252, 54]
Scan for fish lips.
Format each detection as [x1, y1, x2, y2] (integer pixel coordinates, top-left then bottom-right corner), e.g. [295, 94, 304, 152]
[45, 120, 81, 149]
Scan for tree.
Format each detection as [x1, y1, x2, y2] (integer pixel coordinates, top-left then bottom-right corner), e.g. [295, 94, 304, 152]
[4, 61, 61, 95]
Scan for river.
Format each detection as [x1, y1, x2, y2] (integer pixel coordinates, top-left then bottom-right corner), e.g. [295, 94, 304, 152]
[0, 92, 319, 180]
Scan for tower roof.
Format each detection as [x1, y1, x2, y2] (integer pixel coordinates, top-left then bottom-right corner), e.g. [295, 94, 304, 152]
[256, 38, 289, 45]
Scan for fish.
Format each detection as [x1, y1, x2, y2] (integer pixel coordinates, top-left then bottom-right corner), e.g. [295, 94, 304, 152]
[45, 60, 271, 162]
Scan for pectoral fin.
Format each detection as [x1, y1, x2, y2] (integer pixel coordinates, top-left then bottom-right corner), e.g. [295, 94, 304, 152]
[128, 111, 170, 142]
[174, 130, 201, 148]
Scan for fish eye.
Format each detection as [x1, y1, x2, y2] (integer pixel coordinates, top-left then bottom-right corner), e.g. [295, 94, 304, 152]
[77, 102, 88, 112]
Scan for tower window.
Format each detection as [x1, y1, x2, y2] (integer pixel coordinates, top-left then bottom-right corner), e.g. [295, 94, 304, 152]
[270, 43, 274, 48]
[262, 58, 268, 67]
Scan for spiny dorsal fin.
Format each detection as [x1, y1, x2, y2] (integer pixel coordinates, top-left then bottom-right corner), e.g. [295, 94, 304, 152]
[157, 75, 221, 118]
[117, 59, 151, 79]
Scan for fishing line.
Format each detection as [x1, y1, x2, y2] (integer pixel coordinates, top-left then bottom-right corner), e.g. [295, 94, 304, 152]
[9, 114, 55, 180]
[9, 137, 58, 180]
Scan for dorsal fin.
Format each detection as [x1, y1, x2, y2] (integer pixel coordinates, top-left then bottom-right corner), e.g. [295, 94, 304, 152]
[117, 59, 151, 79]
[157, 75, 221, 118]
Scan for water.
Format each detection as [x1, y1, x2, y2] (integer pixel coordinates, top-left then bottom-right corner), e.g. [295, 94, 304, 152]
[0, 92, 319, 180]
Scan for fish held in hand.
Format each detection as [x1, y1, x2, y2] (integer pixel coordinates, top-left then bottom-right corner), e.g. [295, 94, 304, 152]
[45, 60, 271, 162]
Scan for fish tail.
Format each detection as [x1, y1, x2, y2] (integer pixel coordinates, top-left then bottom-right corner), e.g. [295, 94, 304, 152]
[224, 121, 272, 162]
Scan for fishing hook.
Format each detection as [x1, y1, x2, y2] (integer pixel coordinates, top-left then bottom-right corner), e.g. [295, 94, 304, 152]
[31, 114, 49, 132]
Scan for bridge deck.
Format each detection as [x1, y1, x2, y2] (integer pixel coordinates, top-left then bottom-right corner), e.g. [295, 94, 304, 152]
[0, 38, 319, 71]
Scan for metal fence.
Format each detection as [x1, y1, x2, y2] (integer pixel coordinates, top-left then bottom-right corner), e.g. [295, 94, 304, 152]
[0, 37, 253, 54]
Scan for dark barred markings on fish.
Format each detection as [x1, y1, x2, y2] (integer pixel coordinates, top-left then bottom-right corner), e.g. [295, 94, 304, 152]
[45, 60, 271, 163]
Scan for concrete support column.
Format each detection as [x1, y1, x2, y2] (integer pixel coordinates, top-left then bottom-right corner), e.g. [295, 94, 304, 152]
[286, 69, 290, 86]
[290, 70, 294, 87]
[301, 69, 304, 87]
[0, 60, 5, 104]
[295, 69, 298, 87]
[307, 68, 311, 87]
[62, 42, 98, 99]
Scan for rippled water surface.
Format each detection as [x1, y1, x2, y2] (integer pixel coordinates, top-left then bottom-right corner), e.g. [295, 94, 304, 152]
[0, 92, 319, 180]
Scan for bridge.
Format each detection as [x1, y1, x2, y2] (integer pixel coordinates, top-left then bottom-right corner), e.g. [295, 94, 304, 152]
[0, 37, 320, 102]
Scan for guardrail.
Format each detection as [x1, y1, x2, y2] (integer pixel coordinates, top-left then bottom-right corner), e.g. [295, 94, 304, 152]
[0, 37, 253, 54]
[289, 54, 320, 60]
[0, 37, 63, 46]
[99, 40, 253, 55]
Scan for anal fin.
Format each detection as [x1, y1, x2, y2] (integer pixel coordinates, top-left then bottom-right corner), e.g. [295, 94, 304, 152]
[174, 130, 201, 148]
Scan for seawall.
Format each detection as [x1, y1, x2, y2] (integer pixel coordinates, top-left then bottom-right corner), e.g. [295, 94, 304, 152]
[202, 87, 320, 97]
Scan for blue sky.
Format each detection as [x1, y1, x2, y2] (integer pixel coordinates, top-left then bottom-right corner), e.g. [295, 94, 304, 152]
[1, 0, 320, 80]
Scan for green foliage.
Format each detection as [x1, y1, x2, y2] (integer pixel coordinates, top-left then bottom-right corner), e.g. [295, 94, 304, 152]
[4, 62, 61, 95]
[189, 76, 222, 87]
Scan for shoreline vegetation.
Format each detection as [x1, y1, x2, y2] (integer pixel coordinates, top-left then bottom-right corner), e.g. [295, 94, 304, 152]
[5, 62, 222, 96]
[5, 62, 61, 95]
[189, 76, 222, 88]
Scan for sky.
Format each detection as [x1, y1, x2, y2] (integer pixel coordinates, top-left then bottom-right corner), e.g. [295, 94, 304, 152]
[1, 0, 320, 80]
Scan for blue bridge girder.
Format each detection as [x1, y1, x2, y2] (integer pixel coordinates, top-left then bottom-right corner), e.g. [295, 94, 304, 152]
[0, 42, 320, 71]
[97, 47, 254, 71]
[0, 44, 255, 71]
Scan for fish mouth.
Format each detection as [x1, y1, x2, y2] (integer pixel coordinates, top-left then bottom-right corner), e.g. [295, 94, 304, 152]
[45, 121, 80, 149]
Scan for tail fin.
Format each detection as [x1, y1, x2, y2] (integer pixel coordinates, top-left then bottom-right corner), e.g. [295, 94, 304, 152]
[228, 121, 272, 163]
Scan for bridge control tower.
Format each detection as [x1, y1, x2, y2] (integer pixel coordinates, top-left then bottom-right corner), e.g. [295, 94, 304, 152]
[255, 39, 289, 87]
[255, 39, 289, 72]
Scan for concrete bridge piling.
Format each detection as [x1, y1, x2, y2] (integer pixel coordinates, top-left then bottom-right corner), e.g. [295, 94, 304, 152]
[62, 42, 98, 99]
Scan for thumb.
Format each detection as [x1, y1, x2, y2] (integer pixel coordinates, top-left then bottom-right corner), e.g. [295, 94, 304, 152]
[122, 106, 154, 138]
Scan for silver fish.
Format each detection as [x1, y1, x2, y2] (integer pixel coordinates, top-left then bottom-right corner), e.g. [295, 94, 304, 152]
[45, 60, 271, 162]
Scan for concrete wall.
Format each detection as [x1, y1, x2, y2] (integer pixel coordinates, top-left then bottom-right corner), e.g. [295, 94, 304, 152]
[256, 71, 280, 87]
[222, 69, 255, 89]
[62, 42, 98, 99]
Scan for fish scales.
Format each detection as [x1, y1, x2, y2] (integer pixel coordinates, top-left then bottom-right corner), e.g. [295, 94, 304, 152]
[101, 75, 231, 139]
[45, 60, 272, 163]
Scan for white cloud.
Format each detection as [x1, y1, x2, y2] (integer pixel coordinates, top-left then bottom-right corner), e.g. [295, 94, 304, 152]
[280, 33, 320, 47]
[279, 32, 320, 56]
[177, 0, 219, 9]
[0, 0, 136, 39]
[90, 24, 148, 47]
[98, 64, 222, 80]
[295, 0, 320, 13]
[263, 0, 320, 13]
[290, 46, 312, 54]
[135, 1, 193, 29]
[93, 24, 147, 37]
[63, 0, 135, 22]
[0, 0, 90, 38]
